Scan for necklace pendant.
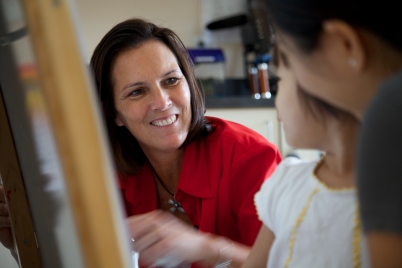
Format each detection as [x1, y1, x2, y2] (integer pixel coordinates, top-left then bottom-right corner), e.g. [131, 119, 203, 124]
[168, 199, 185, 214]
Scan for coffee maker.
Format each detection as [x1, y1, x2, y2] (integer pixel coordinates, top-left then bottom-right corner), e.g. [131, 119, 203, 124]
[206, 0, 278, 99]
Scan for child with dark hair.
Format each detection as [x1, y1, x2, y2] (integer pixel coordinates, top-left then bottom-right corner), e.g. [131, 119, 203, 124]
[242, 49, 369, 267]
[262, 0, 402, 266]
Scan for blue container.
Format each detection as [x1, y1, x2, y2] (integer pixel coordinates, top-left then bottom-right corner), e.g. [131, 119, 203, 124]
[187, 48, 225, 64]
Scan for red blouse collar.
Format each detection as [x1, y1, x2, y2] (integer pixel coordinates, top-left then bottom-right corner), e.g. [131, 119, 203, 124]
[177, 136, 214, 199]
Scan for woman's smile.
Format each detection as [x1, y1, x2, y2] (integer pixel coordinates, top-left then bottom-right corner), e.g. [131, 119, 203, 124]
[151, 114, 178, 127]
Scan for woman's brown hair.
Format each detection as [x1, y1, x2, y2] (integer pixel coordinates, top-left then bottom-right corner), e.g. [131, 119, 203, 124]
[90, 18, 213, 175]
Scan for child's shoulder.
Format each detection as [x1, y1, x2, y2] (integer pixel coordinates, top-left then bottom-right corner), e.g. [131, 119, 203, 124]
[255, 157, 320, 227]
[260, 157, 318, 192]
[275, 156, 318, 178]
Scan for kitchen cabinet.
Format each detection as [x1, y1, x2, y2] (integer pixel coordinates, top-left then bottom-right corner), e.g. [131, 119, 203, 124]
[205, 107, 281, 150]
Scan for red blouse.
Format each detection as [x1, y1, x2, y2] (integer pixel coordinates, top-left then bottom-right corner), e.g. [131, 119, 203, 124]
[118, 117, 281, 246]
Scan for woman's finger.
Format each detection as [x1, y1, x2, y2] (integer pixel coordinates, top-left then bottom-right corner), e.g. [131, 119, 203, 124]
[131, 213, 182, 255]
[126, 213, 160, 240]
[129, 214, 177, 251]
[131, 227, 163, 252]
[138, 222, 202, 267]
[127, 210, 175, 240]
[136, 231, 177, 267]
[137, 233, 174, 263]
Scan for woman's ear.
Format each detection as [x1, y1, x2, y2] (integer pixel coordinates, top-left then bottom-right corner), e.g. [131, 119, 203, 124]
[322, 20, 367, 72]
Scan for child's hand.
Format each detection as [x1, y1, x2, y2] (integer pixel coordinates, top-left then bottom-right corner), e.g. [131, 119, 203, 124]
[0, 185, 13, 250]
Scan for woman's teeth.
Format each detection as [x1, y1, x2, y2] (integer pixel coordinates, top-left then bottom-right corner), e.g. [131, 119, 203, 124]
[151, 115, 177, 126]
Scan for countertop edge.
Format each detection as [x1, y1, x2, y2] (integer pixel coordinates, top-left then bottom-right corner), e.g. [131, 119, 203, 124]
[204, 96, 276, 109]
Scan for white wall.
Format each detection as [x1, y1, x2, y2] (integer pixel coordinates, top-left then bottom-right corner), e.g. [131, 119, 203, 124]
[72, 0, 245, 77]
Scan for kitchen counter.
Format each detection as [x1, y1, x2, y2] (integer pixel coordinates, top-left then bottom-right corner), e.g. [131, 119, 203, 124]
[205, 96, 275, 108]
[200, 78, 278, 109]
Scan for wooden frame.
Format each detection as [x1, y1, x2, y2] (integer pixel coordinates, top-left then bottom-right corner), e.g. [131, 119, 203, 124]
[0, 0, 132, 267]
[0, 88, 42, 267]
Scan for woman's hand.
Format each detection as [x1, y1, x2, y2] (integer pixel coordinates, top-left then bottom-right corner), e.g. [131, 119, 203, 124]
[0, 185, 14, 250]
[127, 210, 219, 267]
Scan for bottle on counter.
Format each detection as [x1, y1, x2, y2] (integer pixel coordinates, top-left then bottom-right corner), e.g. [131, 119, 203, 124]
[248, 67, 261, 99]
[257, 63, 271, 99]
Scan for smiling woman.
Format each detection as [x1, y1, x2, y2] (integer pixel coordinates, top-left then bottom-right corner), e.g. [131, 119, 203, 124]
[89, 18, 282, 268]
[112, 41, 192, 157]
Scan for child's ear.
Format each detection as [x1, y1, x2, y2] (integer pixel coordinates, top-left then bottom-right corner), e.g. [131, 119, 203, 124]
[322, 20, 366, 72]
[115, 115, 124, 127]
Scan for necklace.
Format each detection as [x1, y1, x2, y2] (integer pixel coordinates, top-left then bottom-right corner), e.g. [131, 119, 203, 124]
[152, 170, 185, 214]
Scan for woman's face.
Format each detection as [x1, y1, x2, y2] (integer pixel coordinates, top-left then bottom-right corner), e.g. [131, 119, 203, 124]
[112, 40, 191, 155]
[275, 53, 327, 149]
[275, 30, 366, 118]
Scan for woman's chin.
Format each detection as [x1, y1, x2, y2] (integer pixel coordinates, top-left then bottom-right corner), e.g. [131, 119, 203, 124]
[157, 137, 186, 152]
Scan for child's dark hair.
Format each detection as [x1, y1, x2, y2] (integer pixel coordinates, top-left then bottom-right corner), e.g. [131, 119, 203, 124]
[264, 0, 402, 53]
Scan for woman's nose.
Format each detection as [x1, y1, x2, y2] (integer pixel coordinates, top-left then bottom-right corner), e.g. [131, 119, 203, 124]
[150, 87, 172, 111]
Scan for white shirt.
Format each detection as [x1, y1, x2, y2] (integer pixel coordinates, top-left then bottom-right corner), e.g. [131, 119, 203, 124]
[255, 157, 369, 268]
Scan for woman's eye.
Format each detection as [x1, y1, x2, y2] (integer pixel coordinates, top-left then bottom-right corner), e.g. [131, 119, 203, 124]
[129, 88, 144, 97]
[165, 77, 179, 85]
